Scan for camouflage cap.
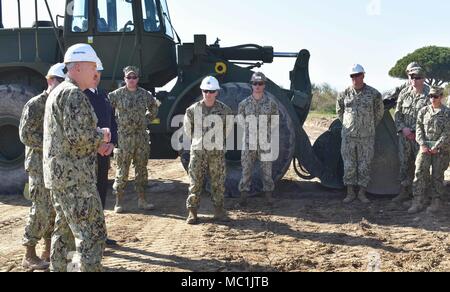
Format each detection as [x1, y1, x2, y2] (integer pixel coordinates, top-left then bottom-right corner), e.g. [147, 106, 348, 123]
[251, 72, 267, 83]
[409, 67, 426, 78]
[123, 66, 140, 76]
[429, 86, 444, 97]
[406, 62, 421, 73]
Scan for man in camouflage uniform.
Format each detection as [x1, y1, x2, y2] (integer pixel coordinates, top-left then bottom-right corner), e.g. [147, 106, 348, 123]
[43, 44, 110, 272]
[393, 67, 430, 203]
[238, 72, 279, 206]
[336, 64, 384, 204]
[409, 87, 450, 214]
[384, 62, 421, 104]
[19, 63, 65, 270]
[184, 76, 232, 224]
[109, 66, 159, 213]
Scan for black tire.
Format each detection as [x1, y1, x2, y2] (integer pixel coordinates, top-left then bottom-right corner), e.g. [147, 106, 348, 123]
[0, 84, 38, 194]
[181, 83, 296, 197]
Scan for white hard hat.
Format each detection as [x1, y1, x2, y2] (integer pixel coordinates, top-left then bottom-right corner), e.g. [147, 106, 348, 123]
[64, 43, 99, 64]
[46, 63, 66, 79]
[96, 57, 104, 71]
[350, 64, 365, 75]
[200, 76, 220, 91]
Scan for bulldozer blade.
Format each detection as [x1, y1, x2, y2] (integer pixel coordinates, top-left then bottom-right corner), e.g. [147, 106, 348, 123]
[312, 120, 345, 189]
[367, 112, 400, 195]
[304, 112, 400, 195]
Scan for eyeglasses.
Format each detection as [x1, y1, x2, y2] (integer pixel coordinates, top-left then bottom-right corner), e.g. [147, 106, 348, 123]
[252, 82, 265, 87]
[126, 76, 138, 80]
[350, 73, 363, 79]
[202, 90, 217, 94]
[410, 76, 424, 81]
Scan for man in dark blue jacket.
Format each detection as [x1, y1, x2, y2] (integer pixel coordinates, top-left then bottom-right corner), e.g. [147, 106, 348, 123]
[84, 58, 118, 246]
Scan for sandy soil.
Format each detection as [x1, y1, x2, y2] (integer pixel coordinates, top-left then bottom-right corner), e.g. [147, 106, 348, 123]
[0, 117, 448, 272]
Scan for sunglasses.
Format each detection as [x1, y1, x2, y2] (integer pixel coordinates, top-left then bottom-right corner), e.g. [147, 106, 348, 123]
[252, 82, 265, 86]
[202, 90, 217, 94]
[350, 73, 363, 79]
[126, 76, 138, 80]
[430, 95, 441, 99]
[410, 76, 423, 81]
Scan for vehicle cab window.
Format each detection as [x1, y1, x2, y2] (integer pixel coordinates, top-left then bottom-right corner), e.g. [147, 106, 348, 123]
[97, 0, 135, 33]
[70, 0, 89, 33]
[160, 0, 174, 38]
[142, 0, 161, 32]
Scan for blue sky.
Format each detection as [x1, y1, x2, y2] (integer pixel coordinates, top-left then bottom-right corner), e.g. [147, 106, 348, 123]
[3, 0, 450, 91]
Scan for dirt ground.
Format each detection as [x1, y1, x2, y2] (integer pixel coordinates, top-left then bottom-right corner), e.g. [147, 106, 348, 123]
[0, 117, 449, 272]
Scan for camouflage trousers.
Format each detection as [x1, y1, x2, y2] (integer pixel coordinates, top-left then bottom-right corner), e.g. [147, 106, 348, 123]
[23, 171, 56, 247]
[413, 151, 450, 201]
[113, 132, 150, 195]
[398, 135, 420, 187]
[50, 184, 107, 272]
[341, 136, 375, 188]
[239, 150, 274, 193]
[187, 150, 226, 209]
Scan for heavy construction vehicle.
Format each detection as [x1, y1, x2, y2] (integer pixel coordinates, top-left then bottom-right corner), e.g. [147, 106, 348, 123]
[0, 0, 400, 195]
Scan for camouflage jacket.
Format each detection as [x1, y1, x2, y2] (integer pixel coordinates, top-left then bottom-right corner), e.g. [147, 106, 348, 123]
[416, 105, 450, 151]
[337, 84, 384, 138]
[394, 85, 430, 132]
[19, 91, 48, 174]
[43, 79, 104, 190]
[184, 100, 233, 151]
[238, 94, 279, 149]
[108, 86, 158, 136]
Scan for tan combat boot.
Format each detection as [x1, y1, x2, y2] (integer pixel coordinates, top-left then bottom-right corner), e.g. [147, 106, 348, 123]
[392, 186, 411, 203]
[265, 191, 274, 206]
[238, 192, 249, 207]
[186, 208, 198, 225]
[41, 239, 51, 262]
[408, 197, 424, 214]
[138, 192, 155, 211]
[343, 186, 356, 204]
[213, 206, 229, 222]
[426, 198, 442, 214]
[114, 192, 124, 214]
[22, 246, 50, 271]
[358, 187, 370, 204]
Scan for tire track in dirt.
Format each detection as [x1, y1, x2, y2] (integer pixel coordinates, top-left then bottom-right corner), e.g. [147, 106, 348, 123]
[0, 217, 25, 231]
[103, 214, 214, 272]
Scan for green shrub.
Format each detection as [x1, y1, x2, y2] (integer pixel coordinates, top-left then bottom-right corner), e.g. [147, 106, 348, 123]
[310, 83, 338, 114]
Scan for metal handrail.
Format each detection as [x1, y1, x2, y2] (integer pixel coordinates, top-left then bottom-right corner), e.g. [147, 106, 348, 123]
[34, 0, 41, 62]
[17, 0, 22, 61]
[44, 0, 65, 56]
[111, 21, 134, 89]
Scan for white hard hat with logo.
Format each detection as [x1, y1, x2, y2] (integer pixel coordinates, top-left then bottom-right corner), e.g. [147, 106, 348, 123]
[350, 64, 365, 75]
[200, 76, 220, 91]
[96, 57, 104, 71]
[46, 63, 66, 79]
[64, 43, 99, 64]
